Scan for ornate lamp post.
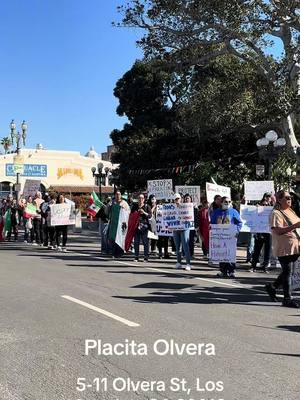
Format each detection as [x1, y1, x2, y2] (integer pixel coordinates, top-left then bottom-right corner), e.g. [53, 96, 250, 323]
[256, 130, 286, 179]
[9, 119, 28, 199]
[91, 163, 111, 201]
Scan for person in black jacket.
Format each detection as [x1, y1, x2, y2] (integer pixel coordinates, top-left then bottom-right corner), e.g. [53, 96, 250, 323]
[132, 193, 152, 262]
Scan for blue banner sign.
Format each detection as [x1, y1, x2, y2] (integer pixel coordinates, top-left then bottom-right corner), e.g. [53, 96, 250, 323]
[6, 164, 48, 177]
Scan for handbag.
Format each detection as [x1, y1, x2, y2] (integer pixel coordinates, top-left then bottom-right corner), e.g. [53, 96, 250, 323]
[148, 231, 158, 240]
[279, 210, 300, 240]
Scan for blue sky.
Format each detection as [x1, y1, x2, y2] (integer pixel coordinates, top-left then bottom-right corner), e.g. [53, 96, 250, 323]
[0, 0, 142, 154]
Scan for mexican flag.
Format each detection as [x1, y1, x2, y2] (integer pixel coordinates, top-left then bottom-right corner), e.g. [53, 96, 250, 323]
[108, 204, 130, 250]
[87, 191, 104, 217]
[4, 209, 11, 234]
[23, 203, 37, 218]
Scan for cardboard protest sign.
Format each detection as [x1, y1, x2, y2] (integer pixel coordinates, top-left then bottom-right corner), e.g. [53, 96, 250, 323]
[209, 224, 237, 263]
[244, 180, 274, 201]
[240, 205, 273, 233]
[147, 179, 173, 200]
[206, 183, 231, 203]
[50, 203, 76, 226]
[23, 179, 41, 198]
[160, 203, 194, 230]
[175, 186, 201, 205]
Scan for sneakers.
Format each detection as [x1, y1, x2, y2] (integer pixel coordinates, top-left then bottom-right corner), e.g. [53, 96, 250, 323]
[265, 284, 278, 302]
[134, 258, 139, 262]
[228, 272, 236, 278]
[57, 246, 62, 252]
[48, 245, 54, 250]
[144, 258, 149, 262]
[62, 247, 67, 253]
[282, 299, 299, 308]
[185, 265, 191, 271]
[216, 272, 227, 278]
[175, 262, 182, 269]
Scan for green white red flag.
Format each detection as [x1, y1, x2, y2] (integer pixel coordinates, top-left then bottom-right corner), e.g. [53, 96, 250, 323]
[87, 191, 104, 217]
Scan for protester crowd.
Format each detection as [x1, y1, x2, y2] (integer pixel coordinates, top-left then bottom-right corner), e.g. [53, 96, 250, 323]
[0, 191, 70, 252]
[1, 187, 300, 308]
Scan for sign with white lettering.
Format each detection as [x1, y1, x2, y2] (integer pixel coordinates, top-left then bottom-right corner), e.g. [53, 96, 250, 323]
[160, 203, 194, 230]
[206, 183, 231, 203]
[240, 205, 273, 233]
[147, 179, 173, 200]
[6, 164, 48, 177]
[209, 224, 237, 263]
[244, 180, 274, 201]
[175, 185, 201, 205]
[50, 203, 76, 226]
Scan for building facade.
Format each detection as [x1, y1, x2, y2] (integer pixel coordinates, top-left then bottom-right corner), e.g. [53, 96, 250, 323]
[0, 145, 115, 198]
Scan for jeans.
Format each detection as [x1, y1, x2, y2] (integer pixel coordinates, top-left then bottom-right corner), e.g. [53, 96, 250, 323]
[273, 255, 299, 299]
[251, 234, 271, 269]
[33, 218, 43, 244]
[100, 222, 110, 254]
[189, 230, 196, 256]
[246, 233, 254, 261]
[134, 229, 149, 260]
[173, 230, 191, 265]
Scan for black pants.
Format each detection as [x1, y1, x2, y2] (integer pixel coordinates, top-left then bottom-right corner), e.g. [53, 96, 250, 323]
[189, 230, 196, 256]
[48, 227, 56, 247]
[273, 255, 299, 299]
[251, 234, 271, 269]
[157, 236, 169, 256]
[33, 218, 43, 244]
[219, 262, 235, 275]
[56, 225, 68, 247]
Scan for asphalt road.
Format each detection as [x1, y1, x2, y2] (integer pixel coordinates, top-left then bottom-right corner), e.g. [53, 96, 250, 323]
[0, 232, 299, 400]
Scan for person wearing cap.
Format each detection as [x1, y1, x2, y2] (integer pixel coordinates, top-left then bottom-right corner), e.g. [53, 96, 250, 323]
[172, 193, 192, 271]
[210, 196, 243, 278]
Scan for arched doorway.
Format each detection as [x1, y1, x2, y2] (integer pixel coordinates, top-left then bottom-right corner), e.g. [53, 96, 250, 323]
[0, 181, 14, 198]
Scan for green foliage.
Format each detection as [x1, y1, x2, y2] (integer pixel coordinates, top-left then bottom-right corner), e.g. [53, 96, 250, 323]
[1, 137, 12, 154]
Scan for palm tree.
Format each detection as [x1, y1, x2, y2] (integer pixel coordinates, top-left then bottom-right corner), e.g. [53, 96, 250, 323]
[1, 137, 12, 154]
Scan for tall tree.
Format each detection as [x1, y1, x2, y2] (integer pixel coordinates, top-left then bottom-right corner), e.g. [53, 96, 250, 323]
[1, 137, 12, 154]
[117, 0, 300, 160]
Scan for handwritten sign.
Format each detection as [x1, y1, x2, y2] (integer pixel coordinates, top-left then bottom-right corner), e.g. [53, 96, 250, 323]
[147, 179, 173, 200]
[160, 203, 194, 230]
[209, 224, 237, 263]
[244, 180, 274, 201]
[50, 203, 75, 226]
[240, 205, 273, 233]
[23, 180, 41, 198]
[175, 186, 201, 205]
[206, 183, 231, 203]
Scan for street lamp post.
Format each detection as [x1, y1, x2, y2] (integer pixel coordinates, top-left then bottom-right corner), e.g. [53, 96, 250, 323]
[256, 130, 286, 179]
[91, 162, 110, 201]
[10, 119, 28, 200]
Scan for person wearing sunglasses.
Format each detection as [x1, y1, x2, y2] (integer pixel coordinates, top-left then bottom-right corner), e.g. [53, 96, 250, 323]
[210, 196, 243, 278]
[266, 190, 300, 308]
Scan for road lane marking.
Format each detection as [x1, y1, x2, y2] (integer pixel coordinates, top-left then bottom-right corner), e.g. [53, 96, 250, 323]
[61, 295, 140, 327]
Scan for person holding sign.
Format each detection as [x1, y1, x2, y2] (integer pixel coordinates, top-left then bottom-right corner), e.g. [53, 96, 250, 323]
[132, 194, 152, 262]
[173, 193, 192, 271]
[210, 197, 242, 278]
[55, 194, 69, 252]
[266, 191, 300, 308]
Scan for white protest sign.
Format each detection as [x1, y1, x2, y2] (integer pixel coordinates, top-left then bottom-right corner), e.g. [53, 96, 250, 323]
[244, 180, 274, 201]
[206, 183, 231, 203]
[156, 204, 172, 236]
[175, 185, 201, 205]
[292, 259, 300, 291]
[240, 205, 273, 233]
[161, 203, 194, 230]
[23, 179, 41, 198]
[209, 224, 237, 263]
[50, 203, 76, 226]
[147, 179, 173, 200]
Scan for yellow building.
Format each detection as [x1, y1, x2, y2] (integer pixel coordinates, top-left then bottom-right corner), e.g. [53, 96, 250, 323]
[0, 145, 116, 198]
